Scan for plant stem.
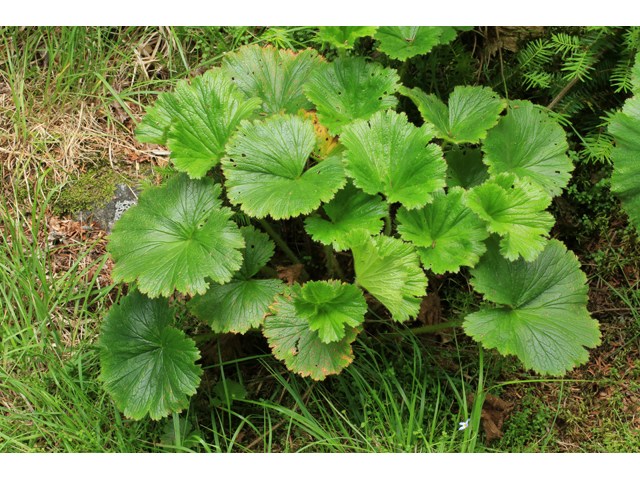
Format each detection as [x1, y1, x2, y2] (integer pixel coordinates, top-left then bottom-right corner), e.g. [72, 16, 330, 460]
[378, 319, 463, 339]
[384, 214, 392, 236]
[257, 218, 302, 265]
[259, 265, 278, 278]
[398, 58, 411, 86]
[172, 412, 181, 448]
[324, 245, 346, 282]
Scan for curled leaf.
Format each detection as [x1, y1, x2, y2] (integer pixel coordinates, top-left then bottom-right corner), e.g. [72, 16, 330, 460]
[400, 85, 505, 144]
[465, 172, 554, 262]
[293, 280, 367, 343]
[482, 100, 573, 197]
[375, 26, 443, 60]
[345, 229, 428, 322]
[264, 287, 361, 381]
[304, 181, 387, 251]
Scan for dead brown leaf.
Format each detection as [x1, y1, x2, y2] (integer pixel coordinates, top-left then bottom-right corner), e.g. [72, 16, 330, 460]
[418, 291, 441, 326]
[468, 393, 514, 444]
[277, 264, 305, 285]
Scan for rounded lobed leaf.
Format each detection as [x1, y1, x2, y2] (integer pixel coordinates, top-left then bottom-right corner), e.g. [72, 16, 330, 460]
[375, 26, 443, 60]
[99, 290, 203, 420]
[345, 229, 428, 322]
[189, 278, 283, 334]
[399, 85, 506, 144]
[445, 147, 489, 190]
[341, 110, 447, 209]
[438, 27, 460, 45]
[304, 57, 400, 136]
[465, 172, 554, 262]
[235, 225, 276, 280]
[304, 181, 387, 251]
[293, 280, 367, 344]
[221, 45, 324, 115]
[482, 100, 573, 197]
[165, 69, 262, 179]
[631, 51, 640, 95]
[188, 226, 283, 334]
[318, 26, 378, 50]
[465, 236, 601, 376]
[135, 89, 182, 145]
[264, 287, 361, 381]
[107, 173, 245, 297]
[222, 114, 346, 219]
[397, 187, 489, 274]
[610, 95, 640, 233]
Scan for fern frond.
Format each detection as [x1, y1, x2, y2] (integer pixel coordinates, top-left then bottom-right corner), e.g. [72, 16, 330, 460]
[579, 130, 614, 164]
[611, 56, 635, 92]
[517, 38, 553, 70]
[551, 33, 582, 58]
[562, 49, 596, 81]
[522, 70, 553, 90]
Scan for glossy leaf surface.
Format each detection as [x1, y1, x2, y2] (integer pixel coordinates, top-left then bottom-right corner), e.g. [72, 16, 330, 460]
[99, 290, 202, 420]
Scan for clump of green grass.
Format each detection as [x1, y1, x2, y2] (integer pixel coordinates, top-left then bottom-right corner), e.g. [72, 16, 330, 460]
[0, 172, 159, 452]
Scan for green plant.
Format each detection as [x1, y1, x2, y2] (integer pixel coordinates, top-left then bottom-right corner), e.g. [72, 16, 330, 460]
[98, 33, 601, 426]
[610, 52, 640, 232]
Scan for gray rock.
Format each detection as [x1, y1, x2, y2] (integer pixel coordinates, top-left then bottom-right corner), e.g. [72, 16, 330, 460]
[76, 183, 141, 234]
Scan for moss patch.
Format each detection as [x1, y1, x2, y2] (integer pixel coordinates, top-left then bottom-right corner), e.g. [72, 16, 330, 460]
[51, 168, 129, 217]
